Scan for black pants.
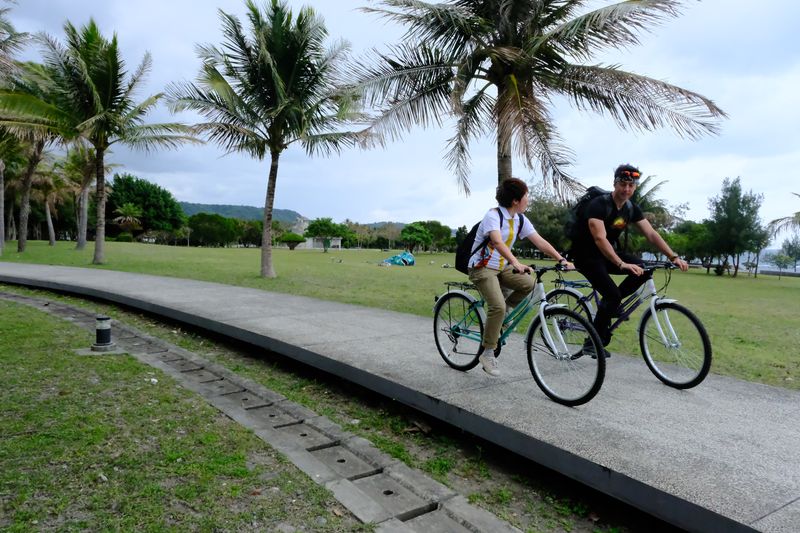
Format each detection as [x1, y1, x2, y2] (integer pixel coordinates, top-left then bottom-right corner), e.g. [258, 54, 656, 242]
[574, 252, 646, 346]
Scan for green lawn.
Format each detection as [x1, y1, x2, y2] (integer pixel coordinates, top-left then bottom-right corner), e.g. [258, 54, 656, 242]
[2, 240, 799, 389]
[0, 299, 362, 531]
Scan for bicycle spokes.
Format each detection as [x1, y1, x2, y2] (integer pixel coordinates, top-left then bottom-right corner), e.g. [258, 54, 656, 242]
[639, 302, 711, 389]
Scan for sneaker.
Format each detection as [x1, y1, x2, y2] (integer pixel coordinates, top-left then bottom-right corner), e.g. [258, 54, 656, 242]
[479, 353, 500, 376]
[577, 339, 611, 360]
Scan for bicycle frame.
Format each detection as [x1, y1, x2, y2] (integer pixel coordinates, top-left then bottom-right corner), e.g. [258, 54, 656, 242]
[442, 267, 573, 357]
[553, 264, 680, 348]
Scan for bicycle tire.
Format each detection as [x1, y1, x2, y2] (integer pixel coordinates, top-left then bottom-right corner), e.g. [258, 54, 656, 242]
[433, 292, 484, 371]
[546, 288, 593, 321]
[639, 301, 712, 389]
[526, 307, 605, 406]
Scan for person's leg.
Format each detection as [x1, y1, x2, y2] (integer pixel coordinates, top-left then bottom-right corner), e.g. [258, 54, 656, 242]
[468, 267, 504, 350]
[576, 258, 620, 346]
[497, 266, 535, 309]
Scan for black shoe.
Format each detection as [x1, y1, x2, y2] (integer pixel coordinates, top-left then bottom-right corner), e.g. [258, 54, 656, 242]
[579, 339, 610, 360]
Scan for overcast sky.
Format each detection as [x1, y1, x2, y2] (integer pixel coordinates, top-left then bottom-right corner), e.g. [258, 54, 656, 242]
[8, 1, 800, 243]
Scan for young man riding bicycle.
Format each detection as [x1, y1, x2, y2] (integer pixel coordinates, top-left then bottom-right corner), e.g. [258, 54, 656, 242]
[570, 164, 689, 358]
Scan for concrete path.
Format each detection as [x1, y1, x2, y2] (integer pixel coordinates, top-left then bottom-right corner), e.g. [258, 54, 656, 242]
[1, 263, 798, 532]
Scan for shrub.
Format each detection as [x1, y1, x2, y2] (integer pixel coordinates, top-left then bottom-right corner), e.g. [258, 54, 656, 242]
[116, 232, 134, 242]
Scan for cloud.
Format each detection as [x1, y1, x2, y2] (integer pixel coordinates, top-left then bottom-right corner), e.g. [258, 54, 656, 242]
[6, 0, 799, 242]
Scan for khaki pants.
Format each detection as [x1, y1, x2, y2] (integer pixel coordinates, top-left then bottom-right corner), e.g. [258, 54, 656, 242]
[469, 265, 534, 350]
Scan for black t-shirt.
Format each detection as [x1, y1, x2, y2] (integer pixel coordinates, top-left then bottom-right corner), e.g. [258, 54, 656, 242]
[574, 194, 644, 257]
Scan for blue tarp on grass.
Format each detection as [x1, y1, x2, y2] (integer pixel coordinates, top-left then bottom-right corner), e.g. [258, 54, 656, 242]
[382, 251, 415, 266]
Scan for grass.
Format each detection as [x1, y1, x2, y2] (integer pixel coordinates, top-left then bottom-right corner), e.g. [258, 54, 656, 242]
[0, 299, 365, 532]
[0, 286, 647, 533]
[2, 240, 799, 389]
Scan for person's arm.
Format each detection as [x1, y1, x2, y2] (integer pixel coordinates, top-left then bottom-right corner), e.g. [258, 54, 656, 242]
[527, 232, 572, 269]
[635, 219, 689, 271]
[488, 230, 530, 272]
[587, 218, 645, 276]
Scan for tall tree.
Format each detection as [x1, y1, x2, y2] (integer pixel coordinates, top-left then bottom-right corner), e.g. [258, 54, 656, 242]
[107, 173, 185, 233]
[355, 0, 726, 195]
[400, 221, 432, 253]
[168, 0, 369, 277]
[780, 234, 800, 272]
[0, 3, 26, 76]
[32, 161, 76, 246]
[27, 19, 196, 263]
[707, 177, 764, 277]
[0, 129, 26, 253]
[0, 4, 26, 255]
[0, 62, 67, 252]
[58, 144, 106, 250]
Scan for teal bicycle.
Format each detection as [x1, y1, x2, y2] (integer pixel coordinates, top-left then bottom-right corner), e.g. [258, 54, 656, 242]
[433, 264, 605, 406]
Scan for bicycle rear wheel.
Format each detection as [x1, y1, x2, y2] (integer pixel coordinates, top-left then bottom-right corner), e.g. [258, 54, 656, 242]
[639, 302, 711, 389]
[433, 292, 484, 371]
[527, 308, 605, 406]
[546, 288, 592, 321]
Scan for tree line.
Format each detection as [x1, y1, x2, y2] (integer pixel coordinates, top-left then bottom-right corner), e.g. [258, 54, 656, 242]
[1, 0, 731, 278]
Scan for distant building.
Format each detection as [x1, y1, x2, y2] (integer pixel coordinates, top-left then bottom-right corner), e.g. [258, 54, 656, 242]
[289, 216, 341, 249]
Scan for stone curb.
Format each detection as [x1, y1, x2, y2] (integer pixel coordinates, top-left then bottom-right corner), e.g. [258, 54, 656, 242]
[0, 291, 521, 533]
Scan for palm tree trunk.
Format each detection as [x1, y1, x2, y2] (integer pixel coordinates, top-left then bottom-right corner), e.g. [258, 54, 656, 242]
[260, 150, 280, 278]
[92, 147, 107, 264]
[496, 83, 513, 184]
[0, 159, 5, 256]
[6, 205, 14, 241]
[17, 140, 44, 253]
[76, 185, 89, 250]
[45, 201, 55, 246]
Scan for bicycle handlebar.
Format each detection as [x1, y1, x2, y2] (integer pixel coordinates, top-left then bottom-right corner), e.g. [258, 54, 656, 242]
[641, 260, 677, 272]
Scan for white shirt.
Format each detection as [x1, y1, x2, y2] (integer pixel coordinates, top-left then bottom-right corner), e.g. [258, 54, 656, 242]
[468, 207, 536, 271]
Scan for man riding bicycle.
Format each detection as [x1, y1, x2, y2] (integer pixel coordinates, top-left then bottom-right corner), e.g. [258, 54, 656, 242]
[571, 164, 688, 358]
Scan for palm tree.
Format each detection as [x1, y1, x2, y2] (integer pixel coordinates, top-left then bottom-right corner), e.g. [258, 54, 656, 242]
[112, 202, 142, 234]
[0, 128, 24, 254]
[0, 5, 26, 255]
[26, 19, 197, 264]
[0, 62, 69, 252]
[33, 161, 77, 246]
[0, 3, 26, 75]
[768, 193, 800, 237]
[59, 143, 114, 250]
[168, 0, 369, 278]
[355, 0, 727, 195]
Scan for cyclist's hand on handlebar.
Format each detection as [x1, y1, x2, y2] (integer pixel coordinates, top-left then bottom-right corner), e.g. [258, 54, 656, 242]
[621, 262, 644, 276]
[558, 260, 575, 271]
[672, 257, 689, 272]
[511, 260, 532, 274]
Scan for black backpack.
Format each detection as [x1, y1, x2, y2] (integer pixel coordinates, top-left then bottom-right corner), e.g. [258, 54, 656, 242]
[564, 186, 632, 243]
[455, 208, 523, 274]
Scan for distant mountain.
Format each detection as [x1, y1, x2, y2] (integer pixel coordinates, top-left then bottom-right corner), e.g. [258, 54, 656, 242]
[179, 202, 302, 224]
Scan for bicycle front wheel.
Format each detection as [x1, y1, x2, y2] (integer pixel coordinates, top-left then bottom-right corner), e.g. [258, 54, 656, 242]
[527, 308, 605, 406]
[433, 292, 485, 371]
[639, 302, 712, 389]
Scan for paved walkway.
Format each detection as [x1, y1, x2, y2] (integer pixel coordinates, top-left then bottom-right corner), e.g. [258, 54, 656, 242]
[1, 263, 798, 532]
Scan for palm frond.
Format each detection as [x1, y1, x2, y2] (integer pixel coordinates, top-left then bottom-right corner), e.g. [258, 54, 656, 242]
[556, 64, 727, 139]
[545, 0, 683, 61]
[444, 86, 494, 194]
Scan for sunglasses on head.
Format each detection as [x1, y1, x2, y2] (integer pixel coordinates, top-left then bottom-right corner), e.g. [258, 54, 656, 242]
[617, 170, 640, 182]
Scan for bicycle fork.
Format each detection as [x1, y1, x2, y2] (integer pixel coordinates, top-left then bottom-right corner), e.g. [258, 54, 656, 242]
[642, 279, 680, 348]
[531, 284, 573, 360]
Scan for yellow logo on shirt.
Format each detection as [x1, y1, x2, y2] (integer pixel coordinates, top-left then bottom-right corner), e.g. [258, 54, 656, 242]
[611, 216, 627, 230]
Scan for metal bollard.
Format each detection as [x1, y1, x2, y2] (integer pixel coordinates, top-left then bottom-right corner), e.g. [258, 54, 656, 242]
[91, 315, 116, 352]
